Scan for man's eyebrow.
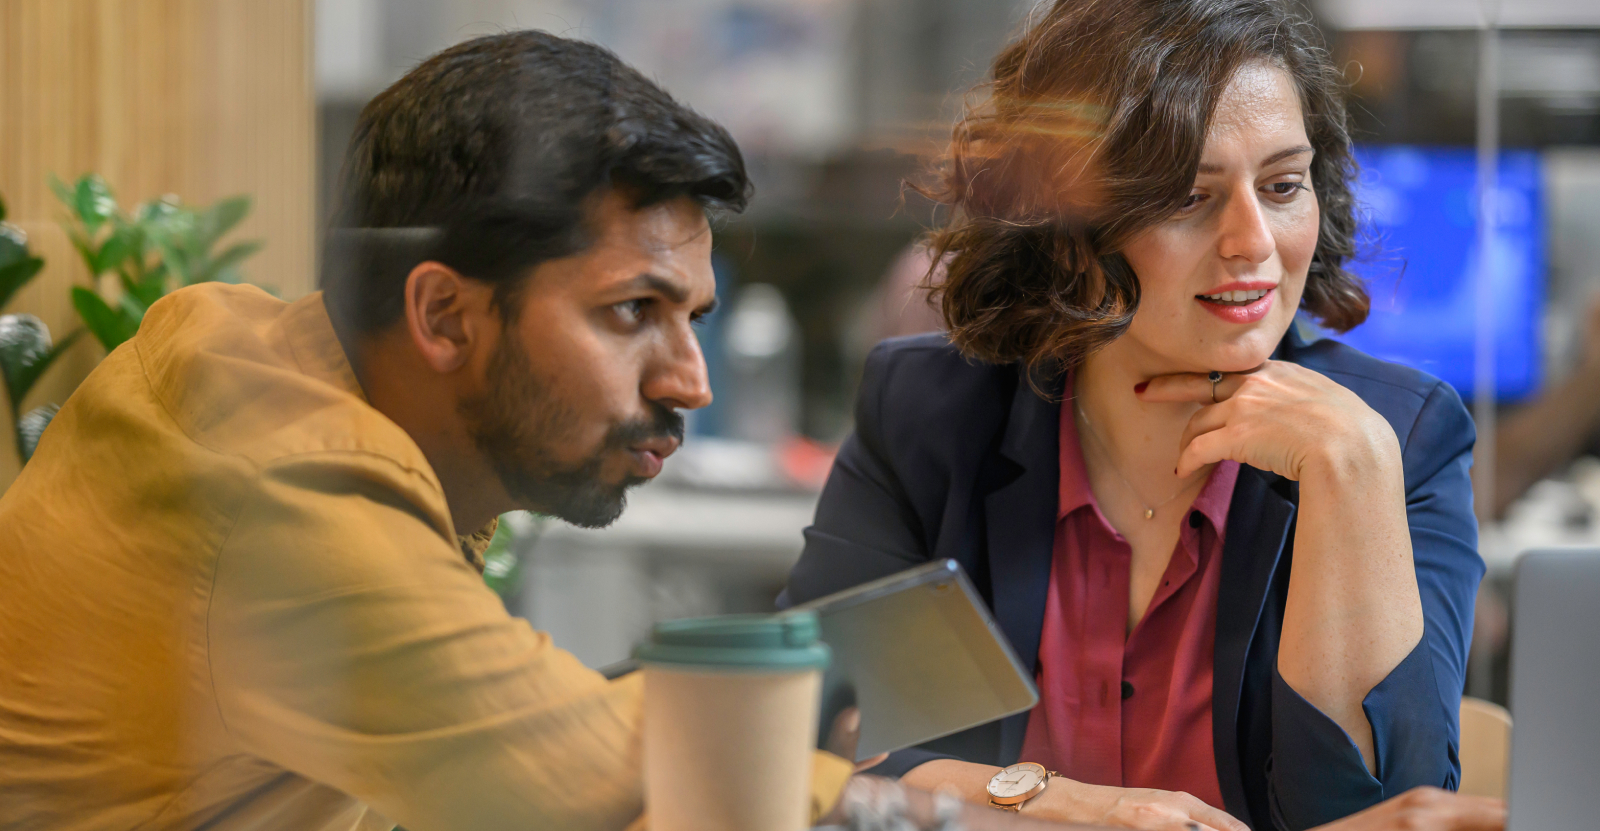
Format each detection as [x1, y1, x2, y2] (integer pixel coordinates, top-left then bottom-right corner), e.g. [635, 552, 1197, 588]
[1196, 144, 1314, 175]
[614, 273, 689, 303]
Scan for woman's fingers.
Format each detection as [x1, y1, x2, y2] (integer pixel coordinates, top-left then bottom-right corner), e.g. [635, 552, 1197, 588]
[1178, 793, 1250, 831]
[1176, 426, 1238, 478]
[1138, 372, 1229, 404]
[1138, 364, 1268, 404]
[1178, 400, 1234, 456]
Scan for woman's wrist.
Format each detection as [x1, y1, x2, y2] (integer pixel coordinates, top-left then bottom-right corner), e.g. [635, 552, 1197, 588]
[1299, 414, 1403, 490]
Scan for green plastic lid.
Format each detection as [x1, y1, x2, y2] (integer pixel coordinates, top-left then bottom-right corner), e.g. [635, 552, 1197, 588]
[633, 611, 831, 672]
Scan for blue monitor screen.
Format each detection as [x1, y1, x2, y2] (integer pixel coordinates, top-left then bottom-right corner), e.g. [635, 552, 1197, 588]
[1332, 145, 1544, 402]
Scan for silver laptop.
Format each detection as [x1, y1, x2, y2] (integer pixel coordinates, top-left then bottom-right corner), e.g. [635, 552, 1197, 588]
[1507, 549, 1600, 831]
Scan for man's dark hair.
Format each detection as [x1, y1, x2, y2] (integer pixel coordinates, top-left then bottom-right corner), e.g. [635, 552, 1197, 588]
[322, 30, 751, 334]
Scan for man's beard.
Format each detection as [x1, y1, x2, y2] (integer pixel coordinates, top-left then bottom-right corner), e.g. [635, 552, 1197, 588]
[458, 333, 684, 528]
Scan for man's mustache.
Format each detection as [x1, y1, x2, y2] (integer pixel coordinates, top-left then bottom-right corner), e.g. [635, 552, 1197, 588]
[604, 403, 684, 450]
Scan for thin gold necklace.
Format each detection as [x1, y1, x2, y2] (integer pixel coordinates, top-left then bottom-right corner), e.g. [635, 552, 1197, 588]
[1075, 401, 1208, 520]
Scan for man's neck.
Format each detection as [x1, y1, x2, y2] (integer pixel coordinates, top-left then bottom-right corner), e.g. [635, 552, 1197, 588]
[349, 329, 514, 536]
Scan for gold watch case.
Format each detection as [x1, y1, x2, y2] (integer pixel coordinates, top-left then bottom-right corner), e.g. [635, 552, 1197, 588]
[986, 762, 1051, 809]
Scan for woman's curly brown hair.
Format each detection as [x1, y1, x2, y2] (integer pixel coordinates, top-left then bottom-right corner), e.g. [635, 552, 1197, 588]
[917, 0, 1367, 374]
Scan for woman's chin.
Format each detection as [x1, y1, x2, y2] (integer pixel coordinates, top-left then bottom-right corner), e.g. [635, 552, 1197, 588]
[1178, 338, 1282, 374]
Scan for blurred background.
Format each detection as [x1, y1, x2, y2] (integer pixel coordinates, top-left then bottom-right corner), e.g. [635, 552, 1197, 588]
[3, 0, 1600, 706]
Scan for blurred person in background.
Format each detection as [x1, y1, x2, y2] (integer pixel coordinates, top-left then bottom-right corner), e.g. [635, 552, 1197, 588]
[782, 1, 1484, 830]
[1491, 295, 1600, 518]
[0, 30, 876, 831]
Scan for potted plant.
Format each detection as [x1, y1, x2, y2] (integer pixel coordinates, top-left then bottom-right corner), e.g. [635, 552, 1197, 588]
[0, 176, 263, 467]
[0, 194, 76, 463]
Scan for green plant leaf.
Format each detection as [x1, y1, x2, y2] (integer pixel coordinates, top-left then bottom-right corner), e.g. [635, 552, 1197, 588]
[0, 257, 44, 313]
[0, 313, 55, 411]
[123, 268, 166, 311]
[153, 238, 192, 285]
[0, 224, 45, 311]
[194, 240, 263, 285]
[196, 196, 251, 248]
[136, 195, 182, 224]
[72, 174, 118, 234]
[71, 286, 139, 352]
[0, 193, 6, 222]
[92, 223, 141, 276]
[18, 402, 60, 463]
[47, 175, 75, 210]
[0, 325, 79, 418]
[0, 222, 29, 269]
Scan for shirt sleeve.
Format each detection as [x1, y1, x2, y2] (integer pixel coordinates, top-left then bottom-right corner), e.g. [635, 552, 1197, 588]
[206, 454, 853, 829]
[1266, 380, 1483, 830]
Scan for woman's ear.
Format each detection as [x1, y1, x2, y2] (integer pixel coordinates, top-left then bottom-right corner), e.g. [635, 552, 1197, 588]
[402, 261, 495, 374]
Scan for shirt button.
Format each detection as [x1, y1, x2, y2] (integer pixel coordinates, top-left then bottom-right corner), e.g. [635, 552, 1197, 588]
[1189, 510, 1204, 528]
[1121, 680, 1135, 700]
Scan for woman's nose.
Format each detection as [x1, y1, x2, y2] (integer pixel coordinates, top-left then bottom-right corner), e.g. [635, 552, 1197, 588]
[1216, 189, 1277, 264]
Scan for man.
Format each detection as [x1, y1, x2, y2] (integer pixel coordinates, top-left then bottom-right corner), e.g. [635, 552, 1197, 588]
[0, 28, 1509, 831]
[0, 31, 847, 831]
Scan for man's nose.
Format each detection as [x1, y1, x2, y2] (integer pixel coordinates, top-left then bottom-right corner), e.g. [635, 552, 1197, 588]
[1216, 187, 1276, 264]
[642, 327, 713, 411]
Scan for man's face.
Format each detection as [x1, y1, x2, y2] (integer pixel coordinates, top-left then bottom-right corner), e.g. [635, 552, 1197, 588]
[458, 192, 715, 527]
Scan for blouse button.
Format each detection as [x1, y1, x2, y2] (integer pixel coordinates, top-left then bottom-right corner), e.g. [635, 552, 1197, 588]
[1121, 680, 1135, 700]
[1189, 510, 1204, 528]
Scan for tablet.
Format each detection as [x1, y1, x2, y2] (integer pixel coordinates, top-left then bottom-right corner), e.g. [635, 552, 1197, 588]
[792, 559, 1038, 761]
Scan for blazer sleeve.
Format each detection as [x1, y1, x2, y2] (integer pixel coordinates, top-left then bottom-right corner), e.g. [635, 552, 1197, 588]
[778, 342, 959, 778]
[1266, 380, 1483, 830]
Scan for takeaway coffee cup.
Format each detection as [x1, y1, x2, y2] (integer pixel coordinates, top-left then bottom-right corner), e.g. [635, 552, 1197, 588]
[633, 612, 831, 831]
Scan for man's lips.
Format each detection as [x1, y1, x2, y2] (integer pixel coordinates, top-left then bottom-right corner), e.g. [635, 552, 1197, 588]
[627, 436, 680, 478]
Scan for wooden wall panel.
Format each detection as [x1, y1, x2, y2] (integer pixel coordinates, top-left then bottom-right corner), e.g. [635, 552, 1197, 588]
[0, 0, 313, 485]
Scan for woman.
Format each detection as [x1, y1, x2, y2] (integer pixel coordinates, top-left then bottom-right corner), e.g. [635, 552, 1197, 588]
[779, 1, 1481, 830]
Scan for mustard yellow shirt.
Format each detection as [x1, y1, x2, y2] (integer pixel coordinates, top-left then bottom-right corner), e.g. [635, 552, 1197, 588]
[0, 284, 850, 830]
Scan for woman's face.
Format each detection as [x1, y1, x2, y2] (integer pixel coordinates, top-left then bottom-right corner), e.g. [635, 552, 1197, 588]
[1116, 61, 1320, 374]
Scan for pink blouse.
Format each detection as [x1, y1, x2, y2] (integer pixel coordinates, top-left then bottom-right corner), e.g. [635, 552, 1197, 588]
[1016, 399, 1240, 808]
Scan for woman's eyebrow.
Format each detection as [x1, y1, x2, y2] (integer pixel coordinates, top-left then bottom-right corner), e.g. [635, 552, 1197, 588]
[1196, 144, 1314, 174]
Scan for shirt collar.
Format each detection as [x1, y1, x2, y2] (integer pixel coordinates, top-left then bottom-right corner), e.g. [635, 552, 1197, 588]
[280, 291, 367, 402]
[281, 292, 497, 571]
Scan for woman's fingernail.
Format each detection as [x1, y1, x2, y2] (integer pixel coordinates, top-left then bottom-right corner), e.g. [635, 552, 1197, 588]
[1134, 381, 1148, 394]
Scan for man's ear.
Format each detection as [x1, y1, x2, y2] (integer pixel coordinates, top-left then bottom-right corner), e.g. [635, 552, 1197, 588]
[402, 261, 496, 374]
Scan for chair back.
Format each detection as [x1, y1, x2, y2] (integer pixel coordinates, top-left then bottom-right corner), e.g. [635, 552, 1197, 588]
[1459, 696, 1512, 799]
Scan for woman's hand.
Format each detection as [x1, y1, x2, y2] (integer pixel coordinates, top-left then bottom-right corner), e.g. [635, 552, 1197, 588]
[1141, 359, 1421, 774]
[1049, 781, 1250, 831]
[1136, 360, 1401, 483]
[1310, 787, 1506, 831]
[901, 759, 1249, 831]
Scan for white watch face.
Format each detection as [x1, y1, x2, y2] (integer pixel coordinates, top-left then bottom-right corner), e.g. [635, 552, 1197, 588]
[988, 763, 1046, 799]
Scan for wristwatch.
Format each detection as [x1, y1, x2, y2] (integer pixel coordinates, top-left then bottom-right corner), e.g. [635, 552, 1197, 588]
[987, 762, 1055, 812]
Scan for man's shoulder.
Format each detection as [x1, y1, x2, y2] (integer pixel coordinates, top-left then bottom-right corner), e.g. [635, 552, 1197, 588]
[134, 284, 435, 479]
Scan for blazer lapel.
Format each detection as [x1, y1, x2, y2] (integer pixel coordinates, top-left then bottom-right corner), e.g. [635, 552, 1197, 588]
[983, 366, 1062, 762]
[1212, 465, 1296, 819]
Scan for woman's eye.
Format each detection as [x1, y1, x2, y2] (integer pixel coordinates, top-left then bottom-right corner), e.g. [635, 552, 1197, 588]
[1178, 192, 1205, 211]
[1267, 181, 1307, 198]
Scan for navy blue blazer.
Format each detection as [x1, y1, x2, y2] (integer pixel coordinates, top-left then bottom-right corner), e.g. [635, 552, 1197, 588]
[778, 326, 1483, 831]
